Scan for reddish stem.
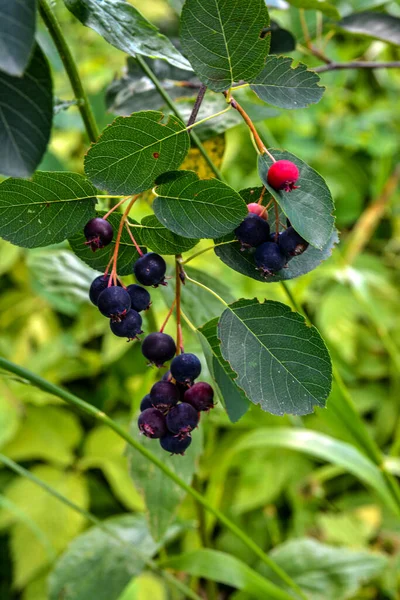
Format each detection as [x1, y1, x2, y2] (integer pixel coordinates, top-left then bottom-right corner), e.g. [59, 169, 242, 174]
[125, 222, 144, 257]
[175, 257, 183, 354]
[274, 200, 280, 240]
[108, 195, 139, 286]
[102, 196, 130, 220]
[160, 299, 176, 333]
[257, 186, 267, 205]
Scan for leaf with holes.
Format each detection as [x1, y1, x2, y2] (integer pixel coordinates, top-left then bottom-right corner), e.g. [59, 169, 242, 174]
[0, 43, 53, 178]
[69, 211, 146, 277]
[338, 12, 400, 46]
[199, 317, 250, 422]
[259, 150, 334, 249]
[0, 0, 36, 76]
[153, 170, 248, 239]
[138, 214, 199, 255]
[180, 0, 270, 92]
[218, 299, 332, 416]
[0, 172, 96, 248]
[84, 111, 190, 195]
[250, 56, 324, 109]
[64, 0, 191, 70]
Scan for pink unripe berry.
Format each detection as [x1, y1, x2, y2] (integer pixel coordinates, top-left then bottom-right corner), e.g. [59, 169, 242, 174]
[247, 203, 268, 220]
[267, 160, 299, 192]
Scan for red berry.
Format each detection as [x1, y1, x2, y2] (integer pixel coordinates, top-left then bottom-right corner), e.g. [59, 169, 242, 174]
[247, 203, 268, 220]
[267, 160, 299, 192]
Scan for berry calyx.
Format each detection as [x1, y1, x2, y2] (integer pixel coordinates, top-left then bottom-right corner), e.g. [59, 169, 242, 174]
[170, 353, 201, 384]
[255, 242, 286, 276]
[141, 332, 176, 367]
[278, 227, 309, 258]
[138, 408, 167, 438]
[267, 160, 299, 192]
[126, 284, 151, 312]
[235, 214, 270, 249]
[184, 382, 214, 412]
[160, 432, 192, 455]
[134, 253, 167, 287]
[140, 394, 153, 411]
[84, 217, 114, 251]
[247, 203, 268, 220]
[150, 381, 180, 413]
[89, 274, 119, 306]
[97, 286, 131, 321]
[166, 403, 199, 437]
[110, 309, 143, 339]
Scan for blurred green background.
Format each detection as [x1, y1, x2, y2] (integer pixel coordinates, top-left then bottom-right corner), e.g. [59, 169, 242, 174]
[1, 1, 400, 598]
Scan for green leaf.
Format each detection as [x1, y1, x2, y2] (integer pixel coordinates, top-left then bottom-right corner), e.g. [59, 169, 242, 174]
[0, 465, 88, 589]
[263, 538, 388, 600]
[230, 428, 397, 513]
[84, 111, 190, 195]
[0, 395, 20, 450]
[63, 0, 191, 70]
[0, 0, 36, 76]
[180, 0, 270, 92]
[258, 150, 335, 249]
[199, 317, 250, 423]
[80, 425, 144, 511]
[105, 57, 197, 116]
[153, 170, 248, 239]
[49, 515, 171, 600]
[138, 215, 199, 255]
[250, 56, 324, 109]
[127, 417, 202, 540]
[284, 0, 339, 19]
[2, 405, 82, 467]
[268, 21, 296, 54]
[69, 211, 146, 277]
[0, 44, 53, 178]
[218, 298, 332, 416]
[0, 171, 96, 248]
[338, 12, 400, 46]
[159, 549, 295, 600]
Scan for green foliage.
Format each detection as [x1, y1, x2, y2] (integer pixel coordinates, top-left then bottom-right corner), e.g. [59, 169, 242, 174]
[338, 12, 400, 45]
[0, 0, 37, 76]
[138, 215, 199, 255]
[284, 0, 339, 18]
[0, 45, 53, 178]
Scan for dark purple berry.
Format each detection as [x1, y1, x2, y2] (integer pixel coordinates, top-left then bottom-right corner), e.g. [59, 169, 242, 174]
[184, 382, 214, 412]
[134, 253, 167, 287]
[140, 394, 153, 411]
[141, 332, 176, 367]
[278, 227, 309, 258]
[170, 353, 201, 384]
[150, 381, 179, 412]
[84, 218, 113, 251]
[138, 408, 167, 438]
[162, 370, 187, 399]
[235, 214, 270, 249]
[126, 284, 151, 312]
[110, 309, 142, 339]
[89, 274, 116, 306]
[255, 242, 286, 276]
[166, 403, 199, 436]
[160, 432, 192, 455]
[97, 286, 131, 321]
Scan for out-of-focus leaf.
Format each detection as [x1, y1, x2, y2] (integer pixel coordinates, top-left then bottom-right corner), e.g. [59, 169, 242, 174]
[0, 0, 36, 76]
[338, 12, 400, 46]
[285, 0, 339, 18]
[0, 395, 20, 450]
[268, 21, 296, 54]
[180, 135, 226, 178]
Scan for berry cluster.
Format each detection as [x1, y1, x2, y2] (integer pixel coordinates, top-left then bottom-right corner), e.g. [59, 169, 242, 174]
[138, 342, 214, 454]
[235, 161, 308, 277]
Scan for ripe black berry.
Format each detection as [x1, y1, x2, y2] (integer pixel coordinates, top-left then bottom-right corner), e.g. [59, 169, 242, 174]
[110, 309, 143, 339]
[138, 408, 167, 438]
[255, 242, 286, 276]
[170, 353, 201, 384]
[141, 332, 176, 367]
[278, 227, 309, 257]
[166, 403, 199, 436]
[89, 274, 115, 306]
[184, 382, 214, 412]
[160, 432, 192, 455]
[84, 218, 114, 251]
[235, 214, 270, 249]
[150, 381, 179, 412]
[126, 284, 151, 312]
[134, 253, 167, 287]
[97, 286, 131, 321]
[140, 394, 153, 411]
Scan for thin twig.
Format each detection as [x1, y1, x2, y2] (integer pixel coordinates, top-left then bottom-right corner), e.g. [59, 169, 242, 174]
[314, 61, 400, 73]
[187, 84, 207, 127]
[160, 299, 176, 333]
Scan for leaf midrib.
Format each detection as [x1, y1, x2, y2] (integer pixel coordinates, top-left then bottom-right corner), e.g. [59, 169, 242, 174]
[0, 195, 95, 208]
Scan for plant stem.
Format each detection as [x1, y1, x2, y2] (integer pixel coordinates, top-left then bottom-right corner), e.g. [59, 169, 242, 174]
[125, 222, 144, 257]
[103, 196, 131, 220]
[0, 357, 305, 599]
[187, 84, 207, 127]
[38, 0, 99, 143]
[180, 240, 236, 265]
[186, 107, 232, 131]
[0, 454, 203, 600]
[160, 299, 176, 333]
[192, 475, 218, 600]
[175, 257, 183, 353]
[185, 274, 228, 307]
[135, 55, 224, 180]
[314, 61, 400, 73]
[229, 95, 275, 161]
[109, 196, 138, 285]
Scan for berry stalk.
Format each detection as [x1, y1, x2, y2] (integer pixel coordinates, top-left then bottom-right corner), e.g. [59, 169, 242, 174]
[108, 195, 139, 286]
[102, 196, 132, 220]
[228, 95, 276, 162]
[175, 256, 183, 354]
